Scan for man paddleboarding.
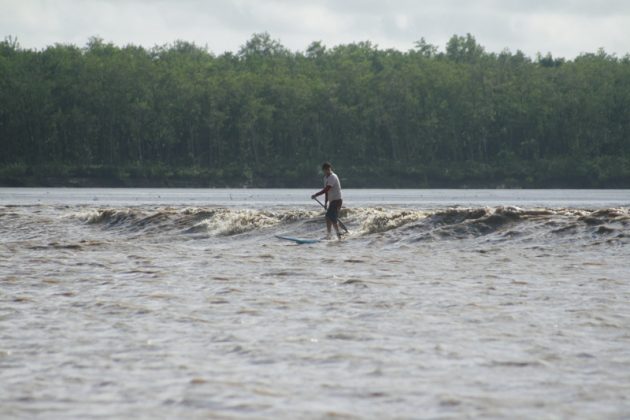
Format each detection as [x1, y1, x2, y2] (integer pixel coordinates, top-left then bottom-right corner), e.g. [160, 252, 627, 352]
[311, 162, 343, 240]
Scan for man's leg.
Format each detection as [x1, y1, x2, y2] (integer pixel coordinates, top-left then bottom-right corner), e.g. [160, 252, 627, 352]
[332, 201, 341, 238]
[333, 221, 341, 239]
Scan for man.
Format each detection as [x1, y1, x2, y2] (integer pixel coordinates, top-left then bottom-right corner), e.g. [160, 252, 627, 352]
[311, 162, 343, 240]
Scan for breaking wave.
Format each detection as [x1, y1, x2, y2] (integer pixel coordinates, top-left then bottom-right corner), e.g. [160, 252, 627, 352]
[354, 206, 629, 244]
[72, 207, 319, 237]
[70, 205, 630, 245]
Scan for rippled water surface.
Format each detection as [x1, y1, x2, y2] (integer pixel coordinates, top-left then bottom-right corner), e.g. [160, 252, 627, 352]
[1, 188, 630, 418]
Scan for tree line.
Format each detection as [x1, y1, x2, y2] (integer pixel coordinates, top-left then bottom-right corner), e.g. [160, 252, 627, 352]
[1, 33, 629, 187]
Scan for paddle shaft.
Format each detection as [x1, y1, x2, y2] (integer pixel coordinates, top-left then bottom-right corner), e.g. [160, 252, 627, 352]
[313, 197, 349, 233]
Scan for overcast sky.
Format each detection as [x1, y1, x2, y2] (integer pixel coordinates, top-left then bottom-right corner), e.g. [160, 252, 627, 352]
[2, 0, 629, 59]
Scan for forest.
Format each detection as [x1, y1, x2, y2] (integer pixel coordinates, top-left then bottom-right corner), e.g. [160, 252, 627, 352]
[1, 33, 629, 188]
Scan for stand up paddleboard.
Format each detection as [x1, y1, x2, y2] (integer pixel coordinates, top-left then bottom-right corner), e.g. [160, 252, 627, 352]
[275, 235, 321, 245]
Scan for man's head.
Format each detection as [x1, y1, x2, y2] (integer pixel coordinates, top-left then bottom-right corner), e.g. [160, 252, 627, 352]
[321, 162, 333, 176]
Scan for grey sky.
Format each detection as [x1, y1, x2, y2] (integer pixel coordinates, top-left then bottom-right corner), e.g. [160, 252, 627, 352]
[2, 0, 629, 58]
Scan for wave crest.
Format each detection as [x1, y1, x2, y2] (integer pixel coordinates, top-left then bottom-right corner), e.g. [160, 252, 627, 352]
[74, 207, 319, 237]
[69, 205, 629, 245]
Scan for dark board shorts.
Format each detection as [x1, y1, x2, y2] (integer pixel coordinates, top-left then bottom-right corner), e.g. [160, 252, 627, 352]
[326, 199, 343, 223]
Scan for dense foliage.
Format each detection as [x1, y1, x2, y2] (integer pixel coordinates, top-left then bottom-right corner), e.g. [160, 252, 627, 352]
[1, 33, 629, 187]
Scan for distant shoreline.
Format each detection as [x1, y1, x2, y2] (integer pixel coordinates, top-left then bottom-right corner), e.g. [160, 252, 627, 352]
[3, 36, 630, 194]
[2, 175, 627, 189]
[2, 160, 629, 189]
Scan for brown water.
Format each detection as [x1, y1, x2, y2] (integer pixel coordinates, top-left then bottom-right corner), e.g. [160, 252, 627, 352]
[1, 189, 629, 418]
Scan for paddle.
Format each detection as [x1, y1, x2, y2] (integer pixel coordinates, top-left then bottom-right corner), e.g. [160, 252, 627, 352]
[313, 197, 349, 233]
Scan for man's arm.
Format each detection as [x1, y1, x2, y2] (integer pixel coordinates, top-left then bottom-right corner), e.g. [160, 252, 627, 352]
[311, 185, 332, 200]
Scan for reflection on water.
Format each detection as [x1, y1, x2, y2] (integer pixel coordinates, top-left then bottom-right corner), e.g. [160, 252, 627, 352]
[1, 189, 629, 418]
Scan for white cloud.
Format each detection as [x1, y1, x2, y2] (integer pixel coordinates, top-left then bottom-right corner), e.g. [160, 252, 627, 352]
[1, 0, 629, 58]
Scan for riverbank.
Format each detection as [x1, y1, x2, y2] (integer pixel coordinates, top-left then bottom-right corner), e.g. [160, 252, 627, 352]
[1, 158, 629, 189]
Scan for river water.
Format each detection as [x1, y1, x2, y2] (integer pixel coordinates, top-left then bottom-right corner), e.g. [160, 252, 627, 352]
[1, 188, 629, 419]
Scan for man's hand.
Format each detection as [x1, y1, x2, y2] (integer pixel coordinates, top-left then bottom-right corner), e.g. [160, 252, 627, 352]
[311, 194, 317, 199]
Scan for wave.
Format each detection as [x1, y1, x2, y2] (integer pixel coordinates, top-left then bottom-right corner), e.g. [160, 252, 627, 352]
[72, 207, 320, 237]
[357, 206, 629, 243]
[70, 205, 630, 245]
